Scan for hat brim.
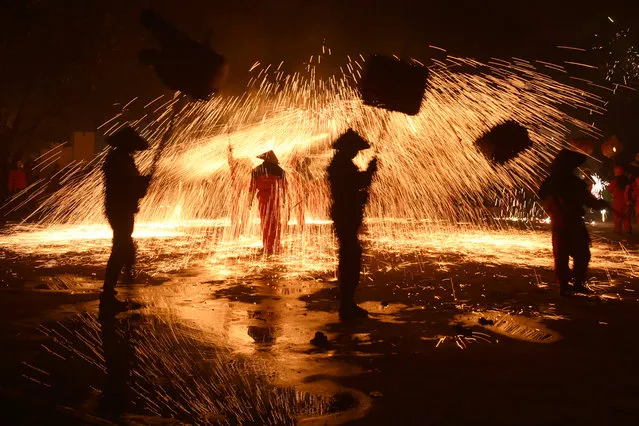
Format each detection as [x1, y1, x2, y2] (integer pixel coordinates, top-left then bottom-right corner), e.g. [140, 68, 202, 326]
[551, 149, 587, 172]
[332, 129, 371, 151]
[106, 127, 150, 151]
[257, 151, 279, 164]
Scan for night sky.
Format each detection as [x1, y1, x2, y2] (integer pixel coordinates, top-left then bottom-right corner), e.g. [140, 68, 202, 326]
[1, 0, 638, 156]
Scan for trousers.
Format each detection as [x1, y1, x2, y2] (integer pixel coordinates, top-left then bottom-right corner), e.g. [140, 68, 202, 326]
[552, 225, 590, 286]
[103, 213, 135, 296]
[258, 196, 281, 254]
[334, 221, 363, 303]
[612, 210, 632, 233]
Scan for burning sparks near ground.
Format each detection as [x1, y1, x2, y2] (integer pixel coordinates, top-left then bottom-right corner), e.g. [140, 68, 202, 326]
[3, 53, 636, 282]
[2, 54, 614, 275]
[1, 221, 636, 281]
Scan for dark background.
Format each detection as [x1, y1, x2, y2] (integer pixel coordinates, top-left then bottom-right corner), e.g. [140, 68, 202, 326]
[0, 0, 638, 160]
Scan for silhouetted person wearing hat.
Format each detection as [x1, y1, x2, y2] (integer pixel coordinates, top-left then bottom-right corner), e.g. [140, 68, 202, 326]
[101, 127, 151, 313]
[538, 149, 609, 296]
[327, 129, 377, 320]
[249, 150, 287, 255]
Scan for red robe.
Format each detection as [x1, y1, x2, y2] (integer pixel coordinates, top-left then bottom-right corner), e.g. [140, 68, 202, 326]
[607, 177, 632, 233]
[250, 163, 287, 254]
[8, 168, 27, 193]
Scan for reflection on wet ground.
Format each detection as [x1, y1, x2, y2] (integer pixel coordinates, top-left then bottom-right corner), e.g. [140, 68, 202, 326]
[1, 224, 639, 424]
[36, 312, 333, 424]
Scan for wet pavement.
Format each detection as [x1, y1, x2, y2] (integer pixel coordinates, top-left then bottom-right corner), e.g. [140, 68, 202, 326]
[1, 223, 639, 425]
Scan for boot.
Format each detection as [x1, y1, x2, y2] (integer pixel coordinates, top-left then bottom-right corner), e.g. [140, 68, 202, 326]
[572, 282, 594, 295]
[122, 266, 135, 285]
[99, 293, 130, 318]
[339, 301, 369, 321]
[559, 282, 574, 297]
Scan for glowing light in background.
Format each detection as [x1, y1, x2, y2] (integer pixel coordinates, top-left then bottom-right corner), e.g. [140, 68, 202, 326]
[588, 172, 609, 222]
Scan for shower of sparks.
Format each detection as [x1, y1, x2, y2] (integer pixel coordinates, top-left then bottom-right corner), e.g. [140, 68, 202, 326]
[587, 172, 609, 222]
[1, 53, 612, 275]
[1, 222, 636, 279]
[589, 172, 608, 199]
[8, 52, 639, 426]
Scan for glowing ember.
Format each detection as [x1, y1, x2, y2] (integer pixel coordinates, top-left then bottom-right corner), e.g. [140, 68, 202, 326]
[594, 25, 639, 86]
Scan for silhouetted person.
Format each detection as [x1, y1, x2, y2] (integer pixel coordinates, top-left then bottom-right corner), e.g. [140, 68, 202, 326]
[607, 165, 632, 234]
[327, 129, 377, 320]
[101, 127, 150, 313]
[7, 160, 27, 195]
[538, 149, 609, 296]
[249, 150, 287, 254]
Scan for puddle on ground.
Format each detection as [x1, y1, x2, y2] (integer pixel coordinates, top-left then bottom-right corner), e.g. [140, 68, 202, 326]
[358, 301, 410, 324]
[456, 310, 562, 343]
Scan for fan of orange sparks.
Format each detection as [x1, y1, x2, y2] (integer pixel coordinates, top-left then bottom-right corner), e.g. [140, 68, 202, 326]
[26, 55, 603, 227]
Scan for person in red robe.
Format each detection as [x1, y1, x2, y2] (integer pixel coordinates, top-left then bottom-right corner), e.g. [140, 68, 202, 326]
[607, 165, 632, 234]
[249, 150, 287, 254]
[8, 160, 27, 195]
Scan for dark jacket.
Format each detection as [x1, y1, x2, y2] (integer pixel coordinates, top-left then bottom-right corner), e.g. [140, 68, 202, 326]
[538, 172, 608, 229]
[103, 148, 149, 216]
[327, 154, 375, 228]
